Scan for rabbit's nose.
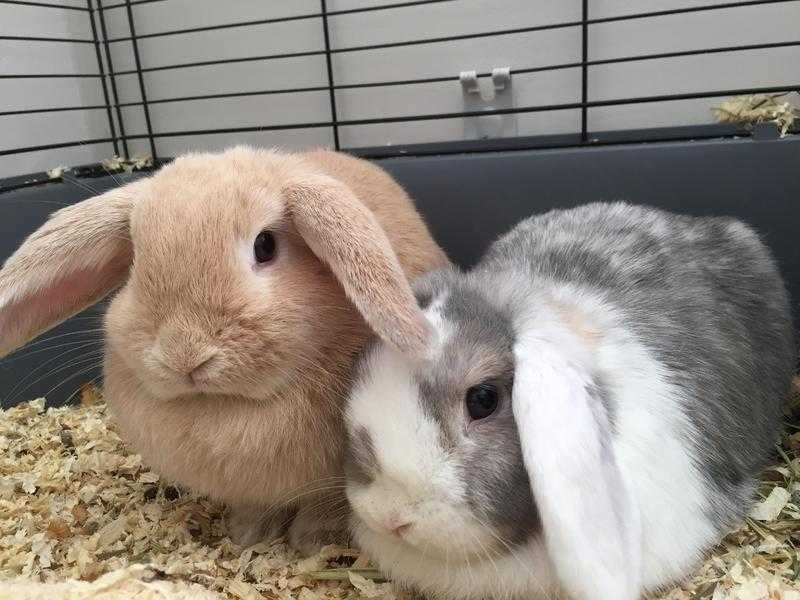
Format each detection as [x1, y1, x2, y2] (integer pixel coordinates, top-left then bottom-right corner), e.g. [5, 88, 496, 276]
[391, 523, 412, 538]
[155, 322, 222, 380]
[186, 351, 220, 383]
[385, 517, 413, 538]
[153, 342, 220, 382]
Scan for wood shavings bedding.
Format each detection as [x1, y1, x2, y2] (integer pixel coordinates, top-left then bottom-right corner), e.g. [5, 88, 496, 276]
[101, 155, 154, 174]
[2, 383, 799, 600]
[711, 93, 799, 136]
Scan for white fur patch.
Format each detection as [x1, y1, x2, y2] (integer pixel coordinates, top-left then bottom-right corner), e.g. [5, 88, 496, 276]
[347, 343, 442, 484]
[353, 522, 556, 600]
[421, 292, 452, 360]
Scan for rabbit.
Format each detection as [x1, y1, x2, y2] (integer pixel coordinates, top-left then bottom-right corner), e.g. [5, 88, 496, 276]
[343, 202, 795, 600]
[0, 146, 449, 553]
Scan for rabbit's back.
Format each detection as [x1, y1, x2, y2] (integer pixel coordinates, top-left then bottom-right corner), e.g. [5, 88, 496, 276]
[482, 202, 794, 522]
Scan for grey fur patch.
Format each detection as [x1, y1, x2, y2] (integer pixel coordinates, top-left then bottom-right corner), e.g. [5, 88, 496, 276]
[589, 378, 615, 432]
[586, 382, 628, 531]
[344, 426, 378, 486]
[415, 286, 541, 548]
[412, 267, 461, 310]
[345, 343, 384, 486]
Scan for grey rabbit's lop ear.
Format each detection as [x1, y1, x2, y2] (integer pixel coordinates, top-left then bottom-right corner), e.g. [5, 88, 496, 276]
[513, 329, 642, 600]
[284, 173, 431, 358]
[0, 182, 143, 358]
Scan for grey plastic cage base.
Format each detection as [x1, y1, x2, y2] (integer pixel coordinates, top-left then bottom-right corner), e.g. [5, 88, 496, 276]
[1, 133, 798, 407]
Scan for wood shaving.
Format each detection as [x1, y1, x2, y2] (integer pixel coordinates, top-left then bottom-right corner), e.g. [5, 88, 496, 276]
[100, 156, 154, 174]
[0, 565, 220, 599]
[46, 166, 68, 180]
[749, 486, 790, 521]
[2, 386, 799, 599]
[711, 93, 798, 136]
[347, 573, 390, 599]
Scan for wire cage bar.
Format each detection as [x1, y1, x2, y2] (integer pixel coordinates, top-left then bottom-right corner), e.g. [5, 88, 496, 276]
[0, 0, 798, 169]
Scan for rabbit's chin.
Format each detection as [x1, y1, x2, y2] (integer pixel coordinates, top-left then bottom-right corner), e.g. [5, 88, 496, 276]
[102, 350, 346, 509]
[352, 521, 555, 600]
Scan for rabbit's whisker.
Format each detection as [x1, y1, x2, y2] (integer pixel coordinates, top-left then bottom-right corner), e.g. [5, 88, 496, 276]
[5, 347, 104, 404]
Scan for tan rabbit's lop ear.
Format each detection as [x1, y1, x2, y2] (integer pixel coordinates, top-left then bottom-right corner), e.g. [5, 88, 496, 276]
[0, 182, 142, 358]
[285, 173, 431, 357]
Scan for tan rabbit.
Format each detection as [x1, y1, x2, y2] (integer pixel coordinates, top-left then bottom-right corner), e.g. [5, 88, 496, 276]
[0, 146, 449, 552]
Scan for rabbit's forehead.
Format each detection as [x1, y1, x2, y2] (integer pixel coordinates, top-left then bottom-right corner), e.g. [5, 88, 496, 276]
[419, 285, 515, 394]
[133, 172, 287, 239]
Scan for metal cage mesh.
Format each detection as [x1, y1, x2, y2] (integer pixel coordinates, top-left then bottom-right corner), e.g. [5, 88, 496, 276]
[1, 0, 798, 169]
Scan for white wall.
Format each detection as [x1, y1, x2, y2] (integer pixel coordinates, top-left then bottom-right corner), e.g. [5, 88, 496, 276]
[1, 0, 798, 178]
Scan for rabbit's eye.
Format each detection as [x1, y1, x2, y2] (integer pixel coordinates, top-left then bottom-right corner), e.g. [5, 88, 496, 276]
[254, 231, 277, 264]
[465, 383, 498, 420]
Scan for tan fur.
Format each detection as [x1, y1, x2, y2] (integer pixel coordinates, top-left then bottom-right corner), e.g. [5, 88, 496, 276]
[549, 300, 603, 349]
[0, 147, 448, 549]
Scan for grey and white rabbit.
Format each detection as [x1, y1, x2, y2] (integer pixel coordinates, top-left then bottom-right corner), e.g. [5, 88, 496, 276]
[343, 202, 795, 600]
